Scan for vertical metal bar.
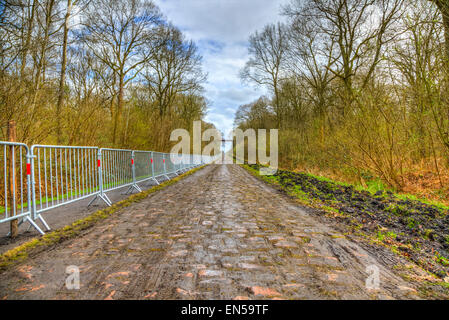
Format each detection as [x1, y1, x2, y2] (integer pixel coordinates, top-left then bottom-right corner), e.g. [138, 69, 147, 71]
[65, 149, 68, 201]
[44, 148, 48, 209]
[69, 149, 72, 200]
[89, 149, 93, 192]
[113, 150, 116, 188]
[30, 146, 37, 220]
[74, 148, 78, 199]
[27, 147, 33, 218]
[77, 148, 81, 197]
[103, 150, 107, 190]
[3, 145, 7, 218]
[104, 150, 108, 190]
[132, 151, 136, 187]
[20, 147, 23, 214]
[60, 149, 63, 202]
[38, 148, 42, 210]
[81, 148, 85, 196]
[86, 149, 89, 193]
[50, 148, 54, 206]
[98, 149, 103, 196]
[89, 149, 93, 193]
[151, 151, 155, 179]
[11, 145, 16, 217]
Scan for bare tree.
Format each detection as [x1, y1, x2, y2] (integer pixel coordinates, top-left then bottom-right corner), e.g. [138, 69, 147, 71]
[283, 0, 404, 114]
[240, 22, 289, 128]
[81, 0, 161, 145]
[144, 24, 206, 118]
[285, 15, 336, 136]
[430, 0, 449, 64]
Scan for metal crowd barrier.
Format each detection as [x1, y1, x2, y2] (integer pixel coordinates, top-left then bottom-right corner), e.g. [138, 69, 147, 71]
[30, 145, 99, 233]
[0, 141, 217, 236]
[0, 142, 43, 233]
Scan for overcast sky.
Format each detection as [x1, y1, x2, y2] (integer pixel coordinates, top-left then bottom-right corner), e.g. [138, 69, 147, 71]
[153, 0, 288, 138]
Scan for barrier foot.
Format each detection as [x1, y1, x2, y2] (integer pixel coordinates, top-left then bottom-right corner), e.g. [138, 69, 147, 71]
[37, 214, 51, 231]
[24, 216, 45, 235]
[88, 193, 112, 207]
[125, 184, 142, 195]
[102, 194, 113, 206]
[147, 177, 159, 186]
[6, 216, 46, 236]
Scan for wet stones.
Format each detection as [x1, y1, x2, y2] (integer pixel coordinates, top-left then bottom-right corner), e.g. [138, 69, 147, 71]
[274, 241, 297, 249]
[248, 286, 282, 298]
[198, 269, 224, 278]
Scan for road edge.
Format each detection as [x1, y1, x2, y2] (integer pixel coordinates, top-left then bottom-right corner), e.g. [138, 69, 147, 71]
[0, 165, 207, 270]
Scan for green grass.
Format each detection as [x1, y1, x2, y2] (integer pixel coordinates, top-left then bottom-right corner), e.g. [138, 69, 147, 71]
[255, 164, 449, 214]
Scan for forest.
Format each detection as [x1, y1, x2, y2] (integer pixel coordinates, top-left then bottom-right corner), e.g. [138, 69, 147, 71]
[0, 0, 212, 152]
[237, 0, 449, 203]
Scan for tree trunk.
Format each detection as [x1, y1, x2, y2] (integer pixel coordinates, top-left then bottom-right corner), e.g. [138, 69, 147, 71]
[7, 121, 18, 238]
[56, 0, 72, 145]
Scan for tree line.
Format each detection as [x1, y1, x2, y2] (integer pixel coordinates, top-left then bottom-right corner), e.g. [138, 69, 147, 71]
[0, 0, 211, 152]
[237, 0, 449, 196]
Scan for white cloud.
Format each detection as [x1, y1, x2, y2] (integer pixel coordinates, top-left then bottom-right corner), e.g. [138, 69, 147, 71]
[154, 0, 288, 135]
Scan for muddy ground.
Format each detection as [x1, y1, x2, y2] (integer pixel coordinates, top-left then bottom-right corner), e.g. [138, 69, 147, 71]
[248, 164, 449, 280]
[0, 164, 446, 300]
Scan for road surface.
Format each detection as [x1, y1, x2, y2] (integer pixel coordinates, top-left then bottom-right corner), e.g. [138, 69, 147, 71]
[0, 165, 423, 300]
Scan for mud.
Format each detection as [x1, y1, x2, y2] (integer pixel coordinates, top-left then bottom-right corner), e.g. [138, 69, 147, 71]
[0, 165, 443, 300]
[248, 164, 449, 279]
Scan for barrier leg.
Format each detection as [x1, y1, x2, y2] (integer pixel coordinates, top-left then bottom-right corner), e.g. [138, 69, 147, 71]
[146, 177, 159, 186]
[24, 215, 45, 235]
[125, 183, 142, 194]
[88, 193, 112, 207]
[36, 214, 50, 231]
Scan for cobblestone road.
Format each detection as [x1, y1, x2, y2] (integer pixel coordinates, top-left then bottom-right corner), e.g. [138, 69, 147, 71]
[0, 165, 423, 299]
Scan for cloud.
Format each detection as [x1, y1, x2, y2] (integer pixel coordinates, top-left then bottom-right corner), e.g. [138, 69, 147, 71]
[154, 0, 288, 135]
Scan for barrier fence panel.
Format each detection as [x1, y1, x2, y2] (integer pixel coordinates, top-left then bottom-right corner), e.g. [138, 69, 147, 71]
[152, 152, 166, 179]
[0, 141, 212, 236]
[0, 142, 38, 231]
[31, 145, 99, 232]
[179, 154, 190, 172]
[134, 150, 155, 184]
[165, 153, 176, 175]
[101, 148, 134, 192]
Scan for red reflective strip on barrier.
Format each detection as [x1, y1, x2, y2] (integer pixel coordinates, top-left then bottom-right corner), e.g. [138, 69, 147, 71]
[151, 158, 153, 163]
[131, 159, 134, 165]
[97, 159, 101, 167]
[163, 159, 165, 163]
[26, 163, 31, 175]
